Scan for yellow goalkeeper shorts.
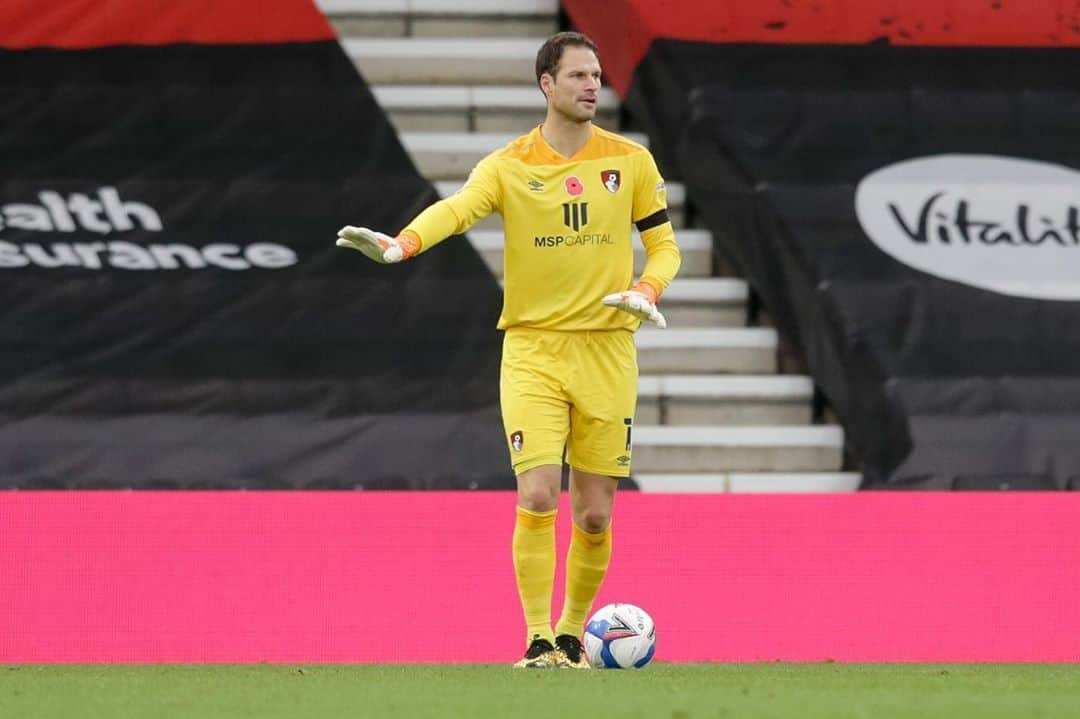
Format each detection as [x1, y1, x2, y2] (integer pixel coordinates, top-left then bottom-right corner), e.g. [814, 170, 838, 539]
[500, 327, 638, 478]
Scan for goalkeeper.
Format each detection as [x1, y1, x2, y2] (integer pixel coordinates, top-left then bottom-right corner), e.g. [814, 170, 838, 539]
[337, 31, 680, 669]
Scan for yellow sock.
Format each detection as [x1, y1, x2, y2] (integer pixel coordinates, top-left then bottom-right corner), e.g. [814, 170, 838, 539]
[512, 506, 557, 646]
[554, 522, 612, 638]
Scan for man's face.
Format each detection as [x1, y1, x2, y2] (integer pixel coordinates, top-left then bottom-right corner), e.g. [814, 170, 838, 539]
[542, 46, 601, 123]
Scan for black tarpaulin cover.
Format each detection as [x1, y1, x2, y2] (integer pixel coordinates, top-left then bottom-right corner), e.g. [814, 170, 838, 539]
[0, 1, 510, 488]
[625, 41, 1080, 489]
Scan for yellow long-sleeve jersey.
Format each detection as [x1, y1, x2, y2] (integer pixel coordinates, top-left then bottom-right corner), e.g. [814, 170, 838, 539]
[402, 124, 681, 331]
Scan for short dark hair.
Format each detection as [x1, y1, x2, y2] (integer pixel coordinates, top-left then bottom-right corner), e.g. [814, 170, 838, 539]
[535, 31, 599, 87]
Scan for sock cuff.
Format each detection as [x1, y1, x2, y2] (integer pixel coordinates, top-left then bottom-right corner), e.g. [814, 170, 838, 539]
[516, 505, 558, 529]
[571, 521, 612, 546]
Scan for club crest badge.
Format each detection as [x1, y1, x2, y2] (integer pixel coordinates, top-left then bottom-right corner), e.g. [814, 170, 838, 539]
[602, 169, 621, 193]
[511, 431, 524, 452]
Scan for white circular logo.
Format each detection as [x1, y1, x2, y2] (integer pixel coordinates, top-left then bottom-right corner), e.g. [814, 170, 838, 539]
[855, 154, 1080, 301]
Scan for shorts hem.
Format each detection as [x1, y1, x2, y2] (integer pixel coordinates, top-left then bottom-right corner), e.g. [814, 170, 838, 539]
[513, 455, 564, 476]
[568, 462, 631, 479]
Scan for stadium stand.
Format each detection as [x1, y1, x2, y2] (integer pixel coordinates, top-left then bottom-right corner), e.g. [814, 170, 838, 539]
[0, 0, 860, 491]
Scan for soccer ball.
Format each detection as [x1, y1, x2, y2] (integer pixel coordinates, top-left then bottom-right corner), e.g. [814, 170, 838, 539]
[583, 603, 656, 669]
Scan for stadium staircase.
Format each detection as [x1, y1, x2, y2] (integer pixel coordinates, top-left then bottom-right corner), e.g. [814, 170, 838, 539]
[318, 0, 860, 492]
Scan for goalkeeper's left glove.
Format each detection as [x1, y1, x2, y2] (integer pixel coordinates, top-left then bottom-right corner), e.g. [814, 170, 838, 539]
[336, 226, 419, 264]
[601, 281, 667, 329]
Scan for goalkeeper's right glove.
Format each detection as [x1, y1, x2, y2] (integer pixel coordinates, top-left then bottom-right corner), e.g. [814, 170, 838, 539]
[336, 226, 419, 264]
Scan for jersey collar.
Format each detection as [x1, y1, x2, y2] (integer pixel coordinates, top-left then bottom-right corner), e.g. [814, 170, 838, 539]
[531, 124, 597, 164]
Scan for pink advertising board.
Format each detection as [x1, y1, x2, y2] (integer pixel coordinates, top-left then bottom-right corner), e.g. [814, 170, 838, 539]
[1, 492, 1078, 663]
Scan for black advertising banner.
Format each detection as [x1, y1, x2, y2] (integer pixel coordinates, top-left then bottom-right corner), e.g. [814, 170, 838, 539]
[624, 40, 1080, 488]
[0, 3, 510, 489]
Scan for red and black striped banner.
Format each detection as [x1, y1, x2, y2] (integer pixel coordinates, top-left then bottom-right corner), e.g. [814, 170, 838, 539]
[567, 0, 1080, 490]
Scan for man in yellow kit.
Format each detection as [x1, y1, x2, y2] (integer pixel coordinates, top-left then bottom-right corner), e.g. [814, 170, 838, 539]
[336, 32, 680, 668]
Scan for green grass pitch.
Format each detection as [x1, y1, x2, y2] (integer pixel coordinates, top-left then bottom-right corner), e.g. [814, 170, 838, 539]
[3, 663, 1080, 718]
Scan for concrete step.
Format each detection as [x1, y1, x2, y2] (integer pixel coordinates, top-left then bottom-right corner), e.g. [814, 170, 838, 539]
[466, 227, 712, 278]
[632, 472, 862, 493]
[343, 38, 543, 84]
[490, 276, 744, 327]
[630, 425, 845, 473]
[637, 374, 813, 425]
[401, 131, 649, 179]
[437, 180, 687, 230]
[659, 278, 748, 327]
[636, 328, 778, 374]
[319, 0, 558, 38]
[374, 85, 620, 132]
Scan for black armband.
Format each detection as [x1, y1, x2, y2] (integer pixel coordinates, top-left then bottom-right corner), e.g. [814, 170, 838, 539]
[635, 209, 670, 233]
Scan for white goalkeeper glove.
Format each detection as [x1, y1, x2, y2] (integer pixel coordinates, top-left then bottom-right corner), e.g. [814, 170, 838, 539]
[602, 282, 667, 329]
[336, 226, 418, 264]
